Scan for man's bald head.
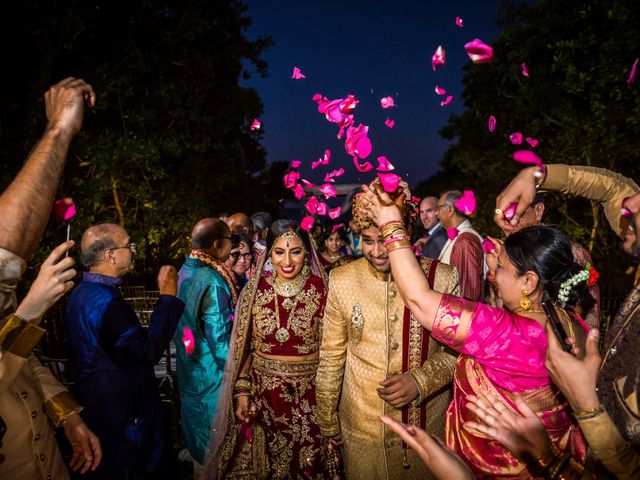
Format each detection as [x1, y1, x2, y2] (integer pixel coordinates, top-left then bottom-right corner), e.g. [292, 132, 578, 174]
[192, 218, 230, 250]
[226, 212, 253, 235]
[80, 224, 126, 268]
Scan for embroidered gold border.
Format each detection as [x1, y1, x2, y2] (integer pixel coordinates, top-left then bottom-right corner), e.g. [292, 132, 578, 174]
[44, 391, 82, 426]
[0, 313, 45, 358]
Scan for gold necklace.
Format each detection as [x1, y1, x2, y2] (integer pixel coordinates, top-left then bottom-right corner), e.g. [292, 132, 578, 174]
[272, 266, 310, 310]
[272, 275, 308, 344]
[513, 307, 545, 315]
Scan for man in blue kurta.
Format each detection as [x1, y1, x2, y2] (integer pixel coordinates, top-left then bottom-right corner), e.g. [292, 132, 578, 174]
[66, 223, 185, 479]
[173, 218, 235, 470]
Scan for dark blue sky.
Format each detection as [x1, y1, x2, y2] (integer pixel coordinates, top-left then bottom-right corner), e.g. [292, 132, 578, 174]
[243, 0, 504, 189]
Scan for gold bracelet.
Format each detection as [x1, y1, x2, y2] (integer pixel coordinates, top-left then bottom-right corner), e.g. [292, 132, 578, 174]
[386, 241, 412, 253]
[380, 222, 406, 239]
[574, 403, 604, 420]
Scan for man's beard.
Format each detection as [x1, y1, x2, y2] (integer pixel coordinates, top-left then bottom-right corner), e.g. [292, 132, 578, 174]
[365, 254, 391, 273]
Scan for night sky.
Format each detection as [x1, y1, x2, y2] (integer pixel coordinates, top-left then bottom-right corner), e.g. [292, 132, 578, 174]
[243, 0, 504, 189]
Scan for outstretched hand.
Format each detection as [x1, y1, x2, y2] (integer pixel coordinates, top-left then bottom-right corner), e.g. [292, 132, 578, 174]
[380, 415, 474, 480]
[464, 393, 550, 461]
[545, 322, 601, 413]
[360, 184, 403, 227]
[15, 241, 76, 323]
[494, 167, 539, 233]
[45, 77, 96, 137]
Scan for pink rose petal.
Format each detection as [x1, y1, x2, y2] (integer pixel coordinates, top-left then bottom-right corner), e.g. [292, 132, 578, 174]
[331, 167, 345, 178]
[504, 202, 518, 221]
[380, 96, 395, 109]
[464, 39, 493, 63]
[455, 16, 464, 28]
[384, 117, 395, 128]
[292, 67, 306, 80]
[513, 150, 544, 173]
[291, 160, 301, 168]
[329, 208, 341, 220]
[482, 238, 496, 254]
[378, 173, 400, 193]
[305, 196, 320, 214]
[250, 118, 261, 130]
[319, 183, 337, 199]
[509, 132, 523, 145]
[182, 327, 195, 356]
[324, 173, 335, 183]
[300, 216, 315, 231]
[621, 197, 633, 218]
[353, 157, 373, 173]
[435, 85, 447, 95]
[376, 156, 395, 172]
[525, 137, 539, 148]
[53, 198, 76, 222]
[293, 184, 305, 199]
[440, 95, 454, 107]
[339, 95, 358, 114]
[283, 170, 300, 189]
[301, 179, 315, 188]
[432, 45, 446, 71]
[311, 159, 323, 170]
[454, 190, 476, 216]
[317, 202, 328, 216]
[488, 115, 496, 133]
[521, 63, 529, 78]
[345, 124, 372, 159]
[331, 221, 344, 231]
[627, 58, 638, 85]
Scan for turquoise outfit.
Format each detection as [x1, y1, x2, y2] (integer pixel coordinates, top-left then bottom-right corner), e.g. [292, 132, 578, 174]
[174, 257, 234, 464]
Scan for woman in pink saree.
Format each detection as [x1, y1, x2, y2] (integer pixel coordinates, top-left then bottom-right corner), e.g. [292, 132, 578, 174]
[361, 185, 590, 478]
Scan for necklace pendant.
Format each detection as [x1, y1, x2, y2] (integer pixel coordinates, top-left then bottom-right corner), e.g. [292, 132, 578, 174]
[282, 297, 295, 310]
[275, 327, 290, 344]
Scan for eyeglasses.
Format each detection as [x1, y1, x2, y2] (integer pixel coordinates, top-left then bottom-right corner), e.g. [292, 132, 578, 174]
[110, 242, 137, 254]
[229, 252, 253, 261]
[435, 204, 449, 211]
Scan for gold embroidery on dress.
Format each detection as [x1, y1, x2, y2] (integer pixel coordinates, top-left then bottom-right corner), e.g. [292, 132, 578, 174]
[351, 303, 365, 342]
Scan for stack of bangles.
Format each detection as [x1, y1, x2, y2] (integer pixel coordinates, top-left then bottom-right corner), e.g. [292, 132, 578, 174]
[234, 373, 252, 398]
[380, 220, 411, 253]
[529, 442, 585, 479]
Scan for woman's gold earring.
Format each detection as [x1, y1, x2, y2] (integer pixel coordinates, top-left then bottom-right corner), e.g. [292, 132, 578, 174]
[519, 288, 531, 311]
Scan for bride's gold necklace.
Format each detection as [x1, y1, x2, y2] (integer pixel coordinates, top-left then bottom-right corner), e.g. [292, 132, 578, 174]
[272, 268, 310, 344]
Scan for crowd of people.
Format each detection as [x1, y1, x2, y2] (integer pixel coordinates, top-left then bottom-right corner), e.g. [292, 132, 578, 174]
[1, 77, 639, 480]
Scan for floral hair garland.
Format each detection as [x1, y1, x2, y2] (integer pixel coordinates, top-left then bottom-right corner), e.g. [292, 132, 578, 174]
[557, 262, 599, 307]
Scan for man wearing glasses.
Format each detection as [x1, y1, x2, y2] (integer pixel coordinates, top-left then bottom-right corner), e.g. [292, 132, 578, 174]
[65, 223, 185, 479]
[173, 218, 235, 476]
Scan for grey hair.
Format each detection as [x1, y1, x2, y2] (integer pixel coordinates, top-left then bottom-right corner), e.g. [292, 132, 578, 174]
[81, 235, 118, 268]
[441, 190, 466, 217]
[250, 212, 273, 231]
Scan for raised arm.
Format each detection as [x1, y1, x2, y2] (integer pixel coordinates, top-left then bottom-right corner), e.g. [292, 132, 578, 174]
[0, 78, 95, 259]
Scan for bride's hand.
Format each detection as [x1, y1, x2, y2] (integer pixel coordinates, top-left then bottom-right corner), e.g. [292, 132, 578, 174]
[235, 395, 252, 421]
[361, 184, 403, 227]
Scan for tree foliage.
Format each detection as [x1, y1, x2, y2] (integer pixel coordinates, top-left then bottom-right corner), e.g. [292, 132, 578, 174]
[416, 0, 640, 294]
[0, 0, 282, 272]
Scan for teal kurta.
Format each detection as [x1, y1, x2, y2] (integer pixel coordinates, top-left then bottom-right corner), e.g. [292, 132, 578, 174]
[174, 257, 234, 464]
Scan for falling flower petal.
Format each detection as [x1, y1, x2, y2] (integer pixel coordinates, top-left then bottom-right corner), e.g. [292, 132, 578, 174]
[432, 45, 446, 71]
[311, 159, 323, 170]
[384, 117, 395, 128]
[621, 197, 633, 218]
[339, 95, 358, 114]
[378, 173, 401, 193]
[525, 137, 539, 148]
[182, 327, 195, 356]
[293, 184, 305, 199]
[411, 196, 421, 204]
[504, 202, 518, 221]
[376, 156, 395, 172]
[329, 208, 342, 220]
[513, 150, 544, 173]
[345, 124, 372, 159]
[464, 39, 493, 63]
[53, 198, 76, 222]
[488, 115, 496, 133]
[291, 160, 301, 168]
[283, 170, 300, 189]
[627, 59, 638, 85]
[317, 202, 328, 216]
[319, 183, 337, 199]
[330, 167, 345, 178]
[324, 173, 335, 183]
[313, 94, 356, 127]
[440, 95, 454, 107]
[482, 238, 496, 254]
[300, 216, 315, 231]
[454, 190, 476, 216]
[380, 96, 395, 109]
[301, 179, 315, 188]
[305, 196, 320, 214]
[292, 67, 306, 80]
[353, 157, 373, 173]
[521, 63, 530, 78]
[435, 85, 447, 95]
[509, 132, 523, 145]
[455, 16, 464, 28]
[250, 118, 261, 130]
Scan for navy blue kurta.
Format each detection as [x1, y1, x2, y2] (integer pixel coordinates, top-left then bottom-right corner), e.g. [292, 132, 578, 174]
[66, 272, 184, 479]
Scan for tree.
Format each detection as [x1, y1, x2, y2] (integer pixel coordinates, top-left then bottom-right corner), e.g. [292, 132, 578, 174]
[416, 0, 640, 297]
